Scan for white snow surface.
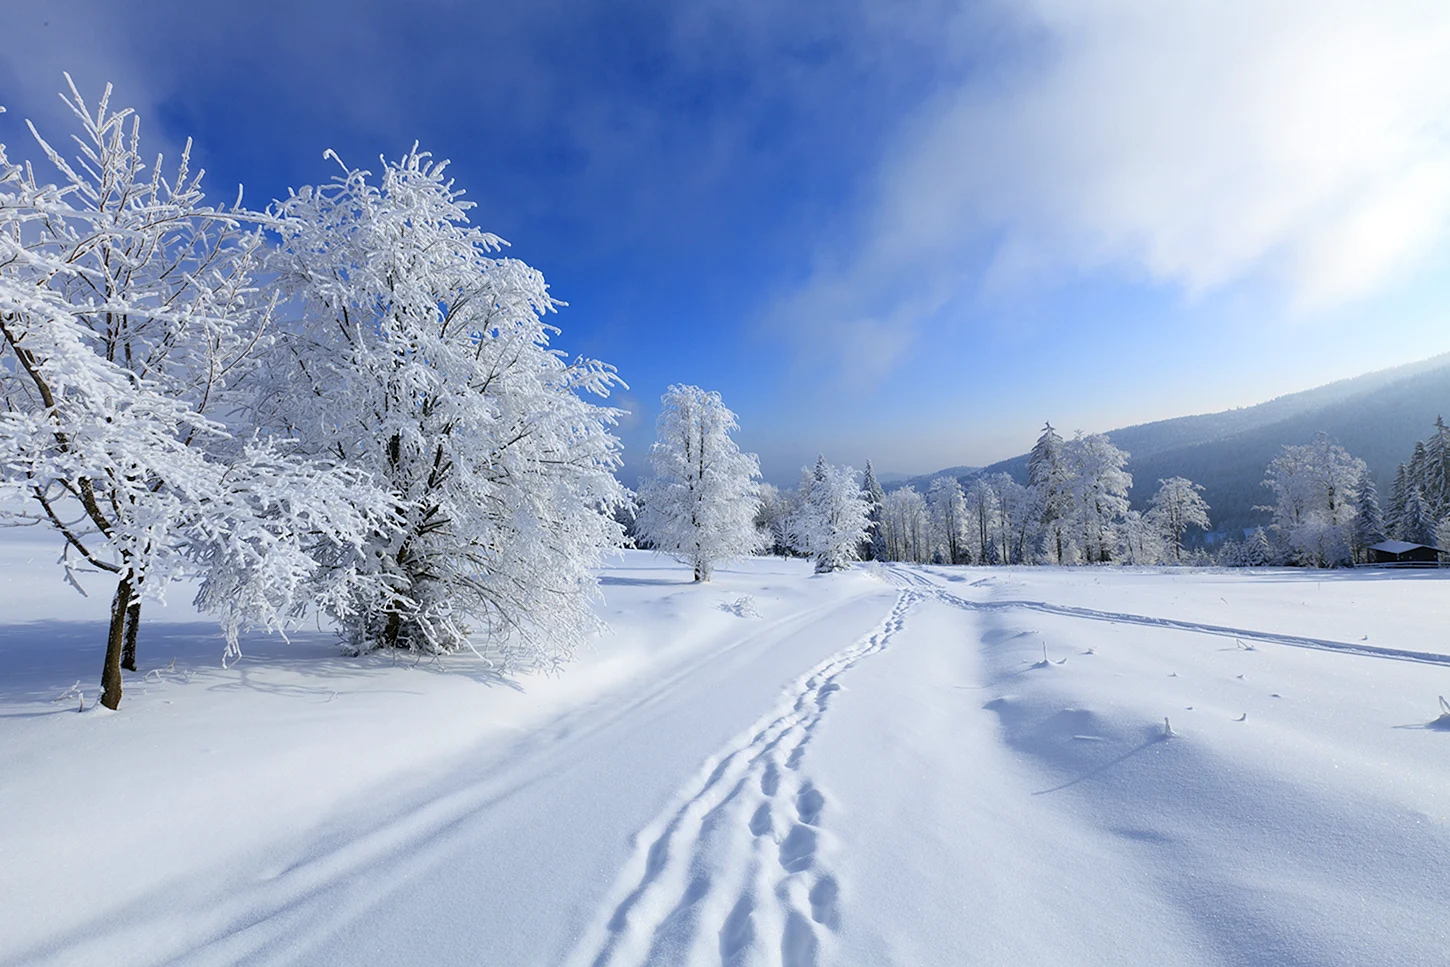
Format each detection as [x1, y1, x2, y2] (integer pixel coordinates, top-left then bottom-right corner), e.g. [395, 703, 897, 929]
[3, 537, 1449, 966]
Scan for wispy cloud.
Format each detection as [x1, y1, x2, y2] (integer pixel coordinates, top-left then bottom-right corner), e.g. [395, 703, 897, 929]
[772, 0, 1450, 375]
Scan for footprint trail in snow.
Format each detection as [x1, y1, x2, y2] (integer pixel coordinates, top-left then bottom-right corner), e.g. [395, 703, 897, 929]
[566, 590, 919, 967]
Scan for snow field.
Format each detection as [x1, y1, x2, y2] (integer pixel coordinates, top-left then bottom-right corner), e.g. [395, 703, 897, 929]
[4, 544, 1450, 965]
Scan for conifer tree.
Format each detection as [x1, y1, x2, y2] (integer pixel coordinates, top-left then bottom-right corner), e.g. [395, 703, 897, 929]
[1401, 486, 1435, 546]
[1351, 471, 1386, 562]
[1417, 417, 1450, 522]
[1246, 527, 1274, 566]
[861, 461, 888, 561]
[1028, 422, 1072, 563]
[1386, 463, 1411, 540]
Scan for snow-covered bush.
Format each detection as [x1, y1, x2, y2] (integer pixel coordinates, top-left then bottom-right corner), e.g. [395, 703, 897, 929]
[260, 147, 627, 664]
[792, 457, 870, 573]
[636, 385, 763, 581]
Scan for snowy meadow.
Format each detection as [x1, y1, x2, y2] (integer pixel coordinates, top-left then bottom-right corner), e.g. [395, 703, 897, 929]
[4, 538, 1450, 966]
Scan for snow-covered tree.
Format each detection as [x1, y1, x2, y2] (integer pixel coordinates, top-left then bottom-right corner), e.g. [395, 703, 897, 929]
[992, 473, 1035, 565]
[1028, 422, 1073, 563]
[792, 457, 871, 573]
[1386, 463, 1411, 540]
[264, 147, 627, 661]
[1260, 434, 1364, 567]
[861, 461, 888, 561]
[0, 81, 387, 708]
[1400, 486, 1436, 547]
[1245, 527, 1274, 566]
[1216, 537, 1244, 567]
[964, 476, 998, 565]
[881, 486, 930, 562]
[1118, 510, 1166, 565]
[1419, 417, 1450, 522]
[1351, 471, 1386, 563]
[927, 475, 968, 565]
[1065, 432, 1132, 564]
[1147, 476, 1211, 563]
[636, 385, 762, 582]
[755, 483, 798, 557]
[1435, 516, 1450, 559]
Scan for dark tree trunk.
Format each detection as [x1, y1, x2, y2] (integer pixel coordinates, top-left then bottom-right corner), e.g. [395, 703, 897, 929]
[121, 595, 141, 671]
[101, 576, 133, 710]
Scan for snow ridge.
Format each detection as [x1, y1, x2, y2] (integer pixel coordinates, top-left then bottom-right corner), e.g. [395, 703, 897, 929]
[567, 590, 919, 967]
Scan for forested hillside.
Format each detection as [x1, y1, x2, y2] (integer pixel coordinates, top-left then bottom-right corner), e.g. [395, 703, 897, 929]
[898, 353, 1450, 537]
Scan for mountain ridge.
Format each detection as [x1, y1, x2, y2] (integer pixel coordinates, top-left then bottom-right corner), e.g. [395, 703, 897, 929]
[888, 352, 1450, 536]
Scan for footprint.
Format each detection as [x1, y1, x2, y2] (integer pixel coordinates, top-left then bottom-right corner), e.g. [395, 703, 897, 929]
[808, 875, 840, 929]
[719, 894, 756, 963]
[779, 824, 818, 874]
[781, 911, 819, 967]
[796, 784, 825, 826]
[749, 802, 773, 837]
[761, 762, 780, 797]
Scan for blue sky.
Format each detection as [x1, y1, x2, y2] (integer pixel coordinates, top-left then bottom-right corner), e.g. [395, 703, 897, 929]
[5, 0, 1450, 485]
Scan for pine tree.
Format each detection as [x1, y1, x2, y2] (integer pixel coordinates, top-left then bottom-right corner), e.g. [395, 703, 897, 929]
[637, 385, 763, 582]
[1386, 463, 1411, 540]
[1351, 471, 1386, 562]
[861, 461, 888, 561]
[1401, 486, 1435, 546]
[1417, 417, 1450, 523]
[1245, 527, 1273, 566]
[1028, 422, 1073, 564]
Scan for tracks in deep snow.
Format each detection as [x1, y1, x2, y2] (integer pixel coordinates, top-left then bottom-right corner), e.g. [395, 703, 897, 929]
[887, 565, 1450, 667]
[566, 590, 920, 967]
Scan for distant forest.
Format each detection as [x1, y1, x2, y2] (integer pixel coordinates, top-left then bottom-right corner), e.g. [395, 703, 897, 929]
[892, 353, 1450, 541]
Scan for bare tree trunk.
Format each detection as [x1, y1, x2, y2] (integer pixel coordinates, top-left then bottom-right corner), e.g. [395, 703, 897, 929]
[101, 576, 134, 710]
[121, 592, 142, 671]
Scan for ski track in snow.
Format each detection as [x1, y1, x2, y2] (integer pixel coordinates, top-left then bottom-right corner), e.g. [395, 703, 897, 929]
[2, 587, 891, 967]
[566, 590, 919, 967]
[887, 565, 1450, 667]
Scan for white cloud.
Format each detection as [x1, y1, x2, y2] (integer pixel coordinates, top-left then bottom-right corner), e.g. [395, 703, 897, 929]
[776, 0, 1450, 368]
